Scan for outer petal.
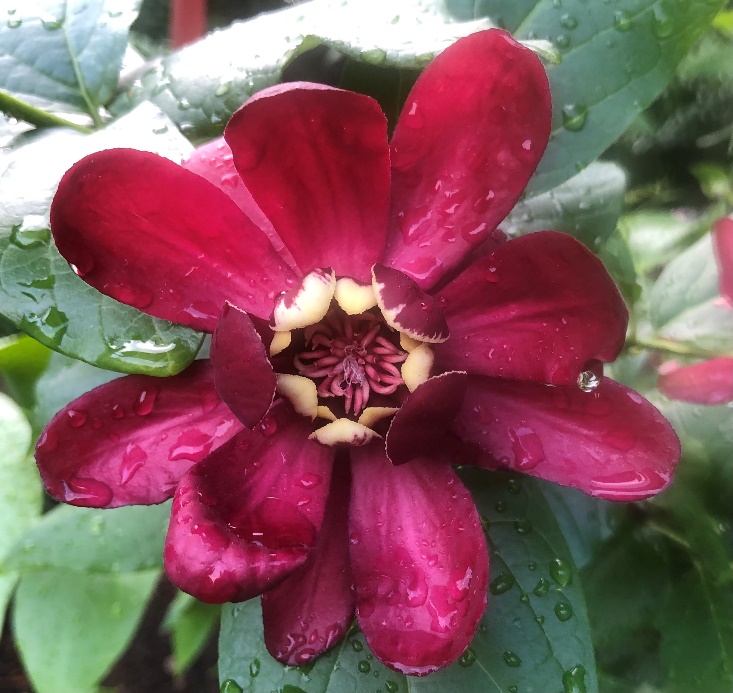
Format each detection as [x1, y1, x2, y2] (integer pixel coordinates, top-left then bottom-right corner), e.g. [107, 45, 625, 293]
[713, 216, 733, 305]
[384, 29, 551, 289]
[386, 371, 467, 466]
[211, 302, 276, 428]
[35, 362, 241, 508]
[262, 463, 354, 665]
[658, 358, 733, 405]
[51, 149, 298, 332]
[349, 445, 489, 675]
[433, 232, 628, 386]
[454, 376, 681, 501]
[164, 402, 334, 603]
[225, 82, 390, 282]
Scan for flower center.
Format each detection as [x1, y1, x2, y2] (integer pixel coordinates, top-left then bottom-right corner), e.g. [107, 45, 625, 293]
[294, 311, 408, 417]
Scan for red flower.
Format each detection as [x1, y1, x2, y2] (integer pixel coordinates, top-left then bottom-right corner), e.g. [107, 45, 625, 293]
[35, 30, 680, 675]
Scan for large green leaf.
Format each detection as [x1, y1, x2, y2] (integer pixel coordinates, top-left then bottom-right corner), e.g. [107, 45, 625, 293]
[219, 470, 597, 693]
[446, 0, 726, 194]
[0, 0, 141, 120]
[0, 103, 205, 375]
[13, 568, 160, 693]
[0, 333, 51, 408]
[0, 393, 43, 631]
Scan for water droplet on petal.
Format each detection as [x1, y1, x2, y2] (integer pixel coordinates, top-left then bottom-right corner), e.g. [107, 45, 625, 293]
[133, 388, 158, 416]
[120, 444, 148, 484]
[510, 427, 545, 471]
[297, 473, 322, 489]
[258, 415, 278, 437]
[62, 476, 113, 507]
[111, 404, 125, 419]
[577, 370, 600, 392]
[66, 409, 88, 428]
[168, 429, 213, 462]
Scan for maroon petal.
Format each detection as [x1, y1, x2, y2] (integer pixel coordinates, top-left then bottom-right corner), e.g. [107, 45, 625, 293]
[164, 402, 334, 603]
[386, 371, 467, 465]
[262, 463, 354, 665]
[372, 264, 449, 343]
[384, 29, 551, 289]
[713, 216, 733, 306]
[225, 82, 390, 282]
[51, 149, 298, 332]
[433, 232, 628, 386]
[35, 362, 241, 509]
[211, 302, 276, 428]
[454, 376, 681, 501]
[349, 445, 489, 675]
[658, 358, 733, 405]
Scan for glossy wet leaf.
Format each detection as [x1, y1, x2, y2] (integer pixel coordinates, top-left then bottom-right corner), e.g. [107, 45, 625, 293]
[502, 162, 626, 249]
[0, 0, 141, 118]
[0, 333, 52, 408]
[0, 393, 43, 631]
[13, 567, 159, 693]
[0, 103, 205, 375]
[445, 0, 726, 194]
[597, 229, 642, 307]
[163, 592, 220, 676]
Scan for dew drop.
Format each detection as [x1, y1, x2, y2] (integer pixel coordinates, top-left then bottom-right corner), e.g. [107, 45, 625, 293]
[111, 404, 125, 419]
[561, 104, 588, 132]
[484, 265, 499, 282]
[215, 81, 232, 96]
[556, 33, 571, 48]
[555, 601, 574, 621]
[458, 647, 476, 667]
[528, 561, 537, 571]
[358, 660, 371, 673]
[133, 388, 158, 416]
[168, 429, 213, 462]
[613, 10, 632, 30]
[577, 370, 600, 392]
[119, 444, 148, 485]
[549, 557, 573, 586]
[533, 578, 550, 596]
[509, 686, 518, 693]
[506, 477, 522, 495]
[21, 307, 69, 345]
[562, 664, 587, 693]
[514, 519, 533, 534]
[41, 15, 62, 29]
[385, 682, 399, 693]
[495, 501, 506, 513]
[503, 651, 522, 667]
[489, 572, 515, 595]
[219, 680, 243, 693]
[519, 591, 530, 604]
[559, 13, 578, 29]
[535, 614, 545, 625]
[62, 476, 113, 507]
[651, 4, 674, 38]
[510, 427, 545, 470]
[258, 415, 278, 437]
[66, 409, 88, 428]
[351, 639, 364, 652]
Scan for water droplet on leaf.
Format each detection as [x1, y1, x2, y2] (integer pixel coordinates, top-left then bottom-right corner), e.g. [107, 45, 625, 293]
[490, 573, 515, 595]
[555, 601, 574, 621]
[533, 578, 550, 596]
[563, 665, 587, 693]
[503, 651, 522, 667]
[458, 647, 476, 667]
[562, 104, 588, 131]
[613, 10, 632, 30]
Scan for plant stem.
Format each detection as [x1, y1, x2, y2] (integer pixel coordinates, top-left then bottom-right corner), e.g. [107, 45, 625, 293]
[627, 335, 733, 360]
[0, 88, 91, 133]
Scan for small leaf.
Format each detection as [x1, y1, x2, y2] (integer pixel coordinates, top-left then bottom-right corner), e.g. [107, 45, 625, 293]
[598, 229, 642, 306]
[0, 393, 43, 631]
[162, 591, 220, 676]
[13, 567, 159, 693]
[0, 0, 141, 119]
[502, 162, 627, 249]
[0, 334, 52, 408]
[0, 103, 204, 375]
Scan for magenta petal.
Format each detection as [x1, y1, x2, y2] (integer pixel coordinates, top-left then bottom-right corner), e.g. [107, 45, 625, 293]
[35, 362, 242, 509]
[211, 302, 276, 428]
[433, 232, 628, 386]
[386, 372, 467, 465]
[713, 216, 733, 306]
[658, 358, 733, 405]
[51, 149, 298, 332]
[349, 446, 488, 675]
[164, 403, 334, 603]
[384, 29, 551, 289]
[372, 264, 449, 342]
[225, 83, 390, 282]
[454, 376, 681, 501]
[262, 463, 354, 665]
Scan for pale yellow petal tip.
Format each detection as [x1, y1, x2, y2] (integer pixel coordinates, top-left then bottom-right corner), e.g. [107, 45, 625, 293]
[269, 330, 291, 357]
[334, 277, 377, 315]
[357, 406, 399, 428]
[309, 418, 381, 446]
[271, 268, 336, 331]
[401, 344, 434, 392]
[276, 374, 318, 419]
[399, 333, 422, 353]
[316, 405, 337, 422]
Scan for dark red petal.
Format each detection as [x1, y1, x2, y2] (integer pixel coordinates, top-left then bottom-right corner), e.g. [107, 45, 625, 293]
[181, 138, 297, 270]
[433, 232, 628, 386]
[225, 82, 390, 282]
[658, 358, 733, 405]
[51, 149, 298, 332]
[713, 216, 733, 306]
[262, 463, 354, 665]
[164, 403, 334, 603]
[35, 362, 241, 509]
[211, 302, 276, 428]
[372, 264, 449, 343]
[349, 446, 488, 675]
[386, 371, 467, 465]
[384, 29, 551, 289]
[454, 376, 681, 501]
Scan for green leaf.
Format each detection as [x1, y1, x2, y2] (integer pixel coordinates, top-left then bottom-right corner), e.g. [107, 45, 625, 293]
[0, 333, 52, 408]
[218, 470, 597, 693]
[0, 0, 141, 120]
[598, 229, 642, 306]
[659, 568, 733, 693]
[502, 161, 627, 249]
[13, 567, 159, 693]
[0, 103, 205, 375]
[647, 231, 733, 353]
[3, 502, 169, 574]
[163, 591, 220, 676]
[0, 393, 43, 631]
